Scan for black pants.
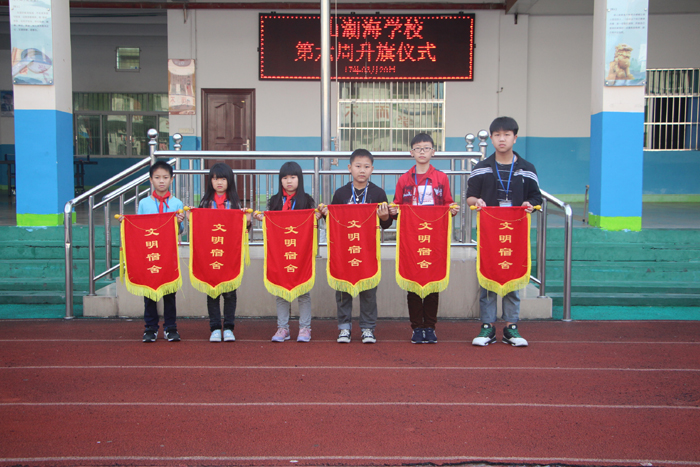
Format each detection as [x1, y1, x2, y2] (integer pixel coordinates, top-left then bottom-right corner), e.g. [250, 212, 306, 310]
[207, 290, 237, 332]
[144, 293, 177, 331]
[407, 292, 439, 330]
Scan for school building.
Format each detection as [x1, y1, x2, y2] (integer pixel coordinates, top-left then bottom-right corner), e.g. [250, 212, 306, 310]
[0, 0, 699, 227]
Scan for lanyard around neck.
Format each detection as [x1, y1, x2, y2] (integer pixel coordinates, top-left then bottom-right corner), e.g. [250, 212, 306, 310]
[413, 172, 430, 205]
[283, 196, 296, 210]
[496, 157, 515, 200]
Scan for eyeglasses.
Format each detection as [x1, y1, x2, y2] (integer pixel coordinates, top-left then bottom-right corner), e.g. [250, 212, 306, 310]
[411, 147, 434, 153]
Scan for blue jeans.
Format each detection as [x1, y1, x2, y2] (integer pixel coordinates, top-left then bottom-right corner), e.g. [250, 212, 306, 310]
[479, 286, 520, 324]
[207, 290, 237, 331]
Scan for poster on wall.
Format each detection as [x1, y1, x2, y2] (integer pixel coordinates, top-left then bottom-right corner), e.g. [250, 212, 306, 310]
[168, 59, 196, 115]
[604, 0, 648, 86]
[9, 0, 54, 85]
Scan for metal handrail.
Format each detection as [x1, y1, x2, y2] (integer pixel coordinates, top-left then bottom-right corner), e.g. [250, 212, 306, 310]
[63, 156, 152, 319]
[64, 129, 573, 323]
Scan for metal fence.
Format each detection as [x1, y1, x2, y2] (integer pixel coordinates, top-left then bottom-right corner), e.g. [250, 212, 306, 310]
[63, 130, 573, 322]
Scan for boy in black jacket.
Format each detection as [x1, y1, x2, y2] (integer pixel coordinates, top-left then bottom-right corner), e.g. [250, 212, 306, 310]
[466, 117, 542, 347]
[319, 149, 392, 343]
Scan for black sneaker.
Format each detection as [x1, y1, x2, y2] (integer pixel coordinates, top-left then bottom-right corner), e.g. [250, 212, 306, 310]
[502, 324, 528, 347]
[142, 329, 157, 343]
[423, 328, 438, 344]
[472, 323, 496, 346]
[411, 328, 425, 344]
[164, 329, 181, 342]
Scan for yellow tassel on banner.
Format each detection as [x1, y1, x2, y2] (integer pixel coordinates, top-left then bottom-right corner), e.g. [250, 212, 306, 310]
[121, 216, 182, 302]
[395, 211, 452, 299]
[189, 210, 249, 299]
[263, 214, 318, 302]
[475, 210, 532, 296]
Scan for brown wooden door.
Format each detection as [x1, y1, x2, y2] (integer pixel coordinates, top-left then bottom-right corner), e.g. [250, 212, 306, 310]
[202, 89, 256, 203]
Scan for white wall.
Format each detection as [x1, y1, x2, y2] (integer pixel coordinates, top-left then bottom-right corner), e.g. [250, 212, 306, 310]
[527, 15, 593, 138]
[647, 14, 700, 68]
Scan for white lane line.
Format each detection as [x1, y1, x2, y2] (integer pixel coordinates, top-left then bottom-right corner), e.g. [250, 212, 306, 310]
[0, 455, 698, 466]
[2, 365, 699, 372]
[0, 401, 698, 410]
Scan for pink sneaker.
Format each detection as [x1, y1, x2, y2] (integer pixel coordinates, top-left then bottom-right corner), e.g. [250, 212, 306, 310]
[297, 327, 311, 342]
[271, 328, 290, 342]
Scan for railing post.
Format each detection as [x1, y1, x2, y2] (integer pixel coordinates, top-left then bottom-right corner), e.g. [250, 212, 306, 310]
[463, 134, 475, 242]
[88, 195, 96, 296]
[105, 202, 112, 280]
[537, 198, 548, 297]
[563, 203, 574, 321]
[478, 129, 489, 160]
[148, 128, 158, 166]
[64, 202, 74, 319]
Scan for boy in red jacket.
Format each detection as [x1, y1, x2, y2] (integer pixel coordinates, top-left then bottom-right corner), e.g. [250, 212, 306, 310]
[389, 133, 459, 344]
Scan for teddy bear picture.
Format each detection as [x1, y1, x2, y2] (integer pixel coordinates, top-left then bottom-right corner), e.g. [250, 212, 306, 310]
[607, 43, 635, 81]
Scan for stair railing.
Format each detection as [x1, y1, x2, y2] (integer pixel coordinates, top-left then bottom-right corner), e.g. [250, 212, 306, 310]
[64, 129, 573, 322]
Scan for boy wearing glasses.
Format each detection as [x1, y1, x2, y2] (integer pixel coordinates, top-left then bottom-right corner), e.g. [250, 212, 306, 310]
[389, 133, 459, 344]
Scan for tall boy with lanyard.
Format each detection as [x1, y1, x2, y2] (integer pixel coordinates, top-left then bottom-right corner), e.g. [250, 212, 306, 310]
[466, 116, 542, 347]
[389, 133, 460, 344]
[319, 149, 392, 344]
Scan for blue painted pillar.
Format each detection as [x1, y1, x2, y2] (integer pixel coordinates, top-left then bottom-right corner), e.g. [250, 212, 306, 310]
[588, 0, 647, 231]
[11, 0, 73, 226]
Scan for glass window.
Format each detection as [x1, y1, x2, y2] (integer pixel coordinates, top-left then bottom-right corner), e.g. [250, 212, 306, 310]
[338, 81, 446, 152]
[645, 68, 699, 150]
[116, 47, 140, 71]
[75, 115, 101, 155]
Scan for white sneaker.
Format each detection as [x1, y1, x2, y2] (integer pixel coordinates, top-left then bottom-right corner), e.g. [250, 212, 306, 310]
[472, 323, 496, 346]
[361, 328, 376, 344]
[337, 329, 351, 343]
[502, 324, 528, 347]
[209, 329, 222, 342]
[223, 329, 236, 342]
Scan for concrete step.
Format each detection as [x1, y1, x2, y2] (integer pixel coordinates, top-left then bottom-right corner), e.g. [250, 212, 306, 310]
[0, 290, 88, 305]
[0, 277, 113, 292]
[0, 259, 113, 279]
[548, 291, 700, 307]
[537, 260, 700, 282]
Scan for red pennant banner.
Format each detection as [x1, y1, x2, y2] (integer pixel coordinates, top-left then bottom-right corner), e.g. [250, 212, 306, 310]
[326, 203, 380, 297]
[119, 212, 182, 301]
[189, 208, 249, 298]
[263, 209, 318, 302]
[395, 205, 452, 298]
[476, 206, 531, 296]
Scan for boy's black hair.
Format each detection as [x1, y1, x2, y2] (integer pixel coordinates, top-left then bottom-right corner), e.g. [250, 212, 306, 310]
[268, 161, 312, 210]
[489, 116, 519, 136]
[349, 148, 373, 164]
[149, 160, 173, 177]
[410, 133, 434, 149]
[199, 162, 241, 209]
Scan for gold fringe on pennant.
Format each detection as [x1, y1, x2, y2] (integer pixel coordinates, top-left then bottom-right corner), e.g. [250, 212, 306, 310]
[326, 212, 381, 297]
[122, 216, 182, 302]
[395, 209, 452, 299]
[263, 213, 318, 302]
[189, 212, 249, 299]
[476, 210, 531, 296]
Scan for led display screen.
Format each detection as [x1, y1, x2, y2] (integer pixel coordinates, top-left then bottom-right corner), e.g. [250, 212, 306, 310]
[260, 14, 474, 80]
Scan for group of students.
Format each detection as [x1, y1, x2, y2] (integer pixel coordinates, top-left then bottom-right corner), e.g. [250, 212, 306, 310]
[137, 116, 542, 348]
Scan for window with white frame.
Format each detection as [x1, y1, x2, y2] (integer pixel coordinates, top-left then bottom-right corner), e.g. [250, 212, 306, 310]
[644, 68, 699, 150]
[337, 82, 445, 152]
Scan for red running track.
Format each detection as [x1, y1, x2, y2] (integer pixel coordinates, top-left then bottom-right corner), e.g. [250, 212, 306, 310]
[1, 318, 699, 467]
